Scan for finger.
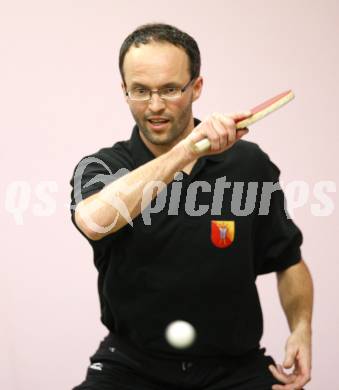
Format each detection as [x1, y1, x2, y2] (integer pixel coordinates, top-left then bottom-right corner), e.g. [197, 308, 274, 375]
[189, 122, 207, 144]
[272, 376, 303, 390]
[277, 364, 285, 374]
[210, 114, 228, 148]
[293, 358, 311, 388]
[293, 374, 311, 389]
[296, 349, 312, 378]
[269, 365, 297, 384]
[271, 368, 306, 390]
[212, 113, 232, 143]
[278, 350, 311, 389]
[205, 117, 221, 152]
[272, 375, 306, 390]
[213, 113, 236, 145]
[272, 385, 299, 390]
[283, 346, 298, 369]
[226, 111, 252, 121]
[189, 118, 216, 146]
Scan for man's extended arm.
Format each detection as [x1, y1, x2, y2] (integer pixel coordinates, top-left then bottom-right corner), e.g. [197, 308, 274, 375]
[74, 112, 250, 241]
[75, 142, 195, 240]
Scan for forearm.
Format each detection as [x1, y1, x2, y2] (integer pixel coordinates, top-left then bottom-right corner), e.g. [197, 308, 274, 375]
[276, 260, 314, 332]
[76, 143, 194, 240]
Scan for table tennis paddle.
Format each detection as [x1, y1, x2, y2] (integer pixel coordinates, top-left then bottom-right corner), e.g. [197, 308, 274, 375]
[193, 90, 295, 153]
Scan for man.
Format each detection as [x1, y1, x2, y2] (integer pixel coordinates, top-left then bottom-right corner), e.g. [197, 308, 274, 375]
[70, 23, 313, 390]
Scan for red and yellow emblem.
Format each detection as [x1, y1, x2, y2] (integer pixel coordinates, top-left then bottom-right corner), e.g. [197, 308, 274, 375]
[211, 220, 235, 248]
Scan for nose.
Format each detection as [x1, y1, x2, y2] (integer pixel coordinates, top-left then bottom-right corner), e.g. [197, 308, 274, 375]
[148, 92, 166, 112]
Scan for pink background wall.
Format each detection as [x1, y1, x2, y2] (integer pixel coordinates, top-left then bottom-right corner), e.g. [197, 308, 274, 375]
[1, 1, 338, 389]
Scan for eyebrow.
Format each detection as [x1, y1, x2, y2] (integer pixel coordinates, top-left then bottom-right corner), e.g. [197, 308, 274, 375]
[130, 81, 181, 88]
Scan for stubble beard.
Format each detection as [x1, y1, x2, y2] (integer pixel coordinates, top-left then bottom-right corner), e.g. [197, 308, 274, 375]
[132, 104, 193, 147]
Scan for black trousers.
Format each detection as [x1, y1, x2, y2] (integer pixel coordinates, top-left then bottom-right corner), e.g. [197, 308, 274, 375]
[72, 335, 287, 390]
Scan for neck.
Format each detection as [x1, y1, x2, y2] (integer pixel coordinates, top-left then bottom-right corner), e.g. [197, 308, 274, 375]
[139, 116, 195, 158]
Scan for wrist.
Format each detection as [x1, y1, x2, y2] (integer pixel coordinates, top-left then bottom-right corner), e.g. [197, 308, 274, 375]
[293, 320, 312, 334]
[171, 139, 198, 166]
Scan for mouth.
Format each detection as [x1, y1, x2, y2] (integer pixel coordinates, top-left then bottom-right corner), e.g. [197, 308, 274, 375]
[147, 119, 171, 130]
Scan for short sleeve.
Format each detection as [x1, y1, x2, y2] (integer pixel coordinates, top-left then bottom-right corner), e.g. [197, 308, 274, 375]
[69, 146, 133, 244]
[253, 151, 303, 275]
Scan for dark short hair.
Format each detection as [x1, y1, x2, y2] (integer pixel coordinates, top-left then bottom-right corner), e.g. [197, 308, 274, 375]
[119, 23, 201, 85]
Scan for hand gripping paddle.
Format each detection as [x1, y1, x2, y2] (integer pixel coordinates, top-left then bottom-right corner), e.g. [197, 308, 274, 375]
[193, 90, 295, 153]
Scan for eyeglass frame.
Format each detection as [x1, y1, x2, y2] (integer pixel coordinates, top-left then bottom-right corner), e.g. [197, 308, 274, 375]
[124, 77, 196, 101]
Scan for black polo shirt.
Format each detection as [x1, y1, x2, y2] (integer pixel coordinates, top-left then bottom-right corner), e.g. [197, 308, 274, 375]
[69, 117, 303, 360]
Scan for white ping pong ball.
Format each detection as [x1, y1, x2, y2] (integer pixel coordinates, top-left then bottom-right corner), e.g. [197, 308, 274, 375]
[165, 320, 196, 349]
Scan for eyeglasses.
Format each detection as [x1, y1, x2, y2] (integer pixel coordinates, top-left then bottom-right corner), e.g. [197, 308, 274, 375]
[125, 78, 195, 101]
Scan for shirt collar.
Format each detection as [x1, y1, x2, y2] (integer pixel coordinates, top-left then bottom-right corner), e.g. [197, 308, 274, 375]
[130, 117, 224, 168]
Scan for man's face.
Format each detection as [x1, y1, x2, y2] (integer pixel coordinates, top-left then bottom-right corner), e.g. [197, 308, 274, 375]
[121, 41, 202, 147]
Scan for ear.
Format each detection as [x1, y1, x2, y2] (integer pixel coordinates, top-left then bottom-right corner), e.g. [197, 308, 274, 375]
[192, 76, 203, 102]
[121, 81, 128, 103]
